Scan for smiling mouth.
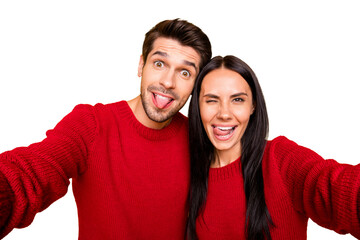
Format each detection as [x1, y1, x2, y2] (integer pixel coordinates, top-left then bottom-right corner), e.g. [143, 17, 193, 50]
[152, 92, 174, 109]
[212, 125, 236, 140]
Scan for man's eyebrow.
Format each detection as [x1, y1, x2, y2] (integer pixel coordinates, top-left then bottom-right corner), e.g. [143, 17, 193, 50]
[151, 51, 197, 72]
[152, 51, 168, 58]
[183, 60, 197, 72]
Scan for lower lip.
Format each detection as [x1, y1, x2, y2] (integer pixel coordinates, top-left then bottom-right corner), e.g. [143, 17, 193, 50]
[151, 93, 174, 109]
[213, 127, 236, 141]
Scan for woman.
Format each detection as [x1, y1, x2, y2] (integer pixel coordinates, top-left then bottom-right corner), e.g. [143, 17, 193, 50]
[187, 55, 360, 239]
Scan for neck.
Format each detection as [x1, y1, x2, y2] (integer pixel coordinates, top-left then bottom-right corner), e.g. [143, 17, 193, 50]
[211, 147, 241, 168]
[127, 96, 172, 130]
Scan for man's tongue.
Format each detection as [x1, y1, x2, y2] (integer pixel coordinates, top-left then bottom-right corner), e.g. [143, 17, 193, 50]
[154, 94, 173, 109]
[213, 127, 233, 136]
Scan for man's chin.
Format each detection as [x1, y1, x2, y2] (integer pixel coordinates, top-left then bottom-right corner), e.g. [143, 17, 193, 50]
[147, 110, 175, 123]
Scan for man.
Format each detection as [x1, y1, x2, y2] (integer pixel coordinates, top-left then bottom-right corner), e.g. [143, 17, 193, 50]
[0, 19, 211, 239]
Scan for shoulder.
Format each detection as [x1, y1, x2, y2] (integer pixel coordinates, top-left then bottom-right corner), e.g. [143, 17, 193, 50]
[266, 136, 295, 146]
[265, 136, 298, 154]
[61, 103, 97, 123]
[66, 101, 128, 127]
[76, 100, 130, 120]
[171, 112, 188, 131]
[264, 136, 324, 169]
[175, 111, 188, 123]
[92, 100, 127, 112]
[265, 136, 316, 155]
[264, 136, 326, 175]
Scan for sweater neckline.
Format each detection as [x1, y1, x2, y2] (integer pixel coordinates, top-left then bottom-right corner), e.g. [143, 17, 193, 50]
[117, 101, 186, 141]
[209, 157, 242, 182]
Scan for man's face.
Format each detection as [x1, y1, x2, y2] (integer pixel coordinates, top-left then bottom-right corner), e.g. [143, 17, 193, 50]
[138, 37, 201, 126]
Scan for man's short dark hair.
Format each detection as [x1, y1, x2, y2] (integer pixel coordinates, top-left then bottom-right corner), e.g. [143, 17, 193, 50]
[142, 19, 212, 72]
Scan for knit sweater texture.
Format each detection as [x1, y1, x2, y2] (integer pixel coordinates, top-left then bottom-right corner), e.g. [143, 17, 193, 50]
[0, 101, 190, 239]
[195, 136, 360, 239]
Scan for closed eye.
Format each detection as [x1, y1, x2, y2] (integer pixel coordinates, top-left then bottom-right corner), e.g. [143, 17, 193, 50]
[203, 94, 219, 103]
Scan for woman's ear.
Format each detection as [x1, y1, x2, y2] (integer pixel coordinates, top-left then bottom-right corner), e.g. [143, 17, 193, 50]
[251, 104, 255, 115]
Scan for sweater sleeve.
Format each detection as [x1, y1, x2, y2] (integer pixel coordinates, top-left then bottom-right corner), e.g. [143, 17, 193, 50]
[271, 136, 360, 238]
[0, 104, 97, 238]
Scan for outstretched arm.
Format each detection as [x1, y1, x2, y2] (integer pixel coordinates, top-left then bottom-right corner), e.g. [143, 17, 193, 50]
[272, 136, 360, 238]
[0, 104, 96, 238]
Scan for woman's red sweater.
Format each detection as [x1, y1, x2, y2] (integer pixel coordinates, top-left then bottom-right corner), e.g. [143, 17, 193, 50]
[196, 136, 360, 239]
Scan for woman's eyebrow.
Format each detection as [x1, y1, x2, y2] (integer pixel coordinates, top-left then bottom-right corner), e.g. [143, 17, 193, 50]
[203, 92, 248, 98]
[230, 92, 248, 98]
[203, 93, 219, 99]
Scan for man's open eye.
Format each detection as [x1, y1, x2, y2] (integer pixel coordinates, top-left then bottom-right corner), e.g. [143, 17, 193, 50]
[154, 61, 164, 68]
[180, 70, 190, 78]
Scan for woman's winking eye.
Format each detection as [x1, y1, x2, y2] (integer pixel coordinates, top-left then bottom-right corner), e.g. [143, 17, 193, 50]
[204, 97, 218, 103]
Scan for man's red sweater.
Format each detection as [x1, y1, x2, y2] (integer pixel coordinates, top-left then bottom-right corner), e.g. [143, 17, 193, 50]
[0, 101, 190, 239]
[196, 136, 360, 239]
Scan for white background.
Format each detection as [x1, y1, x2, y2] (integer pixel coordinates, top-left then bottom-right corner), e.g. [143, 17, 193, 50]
[0, 0, 359, 239]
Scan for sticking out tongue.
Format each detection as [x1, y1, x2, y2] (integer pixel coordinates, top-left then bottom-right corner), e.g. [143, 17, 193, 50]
[213, 127, 233, 136]
[154, 94, 173, 109]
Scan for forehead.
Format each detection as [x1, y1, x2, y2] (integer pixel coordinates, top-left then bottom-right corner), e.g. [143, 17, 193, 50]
[201, 68, 252, 94]
[147, 37, 201, 69]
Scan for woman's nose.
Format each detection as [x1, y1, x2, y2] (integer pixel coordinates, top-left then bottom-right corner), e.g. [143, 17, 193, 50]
[217, 103, 232, 120]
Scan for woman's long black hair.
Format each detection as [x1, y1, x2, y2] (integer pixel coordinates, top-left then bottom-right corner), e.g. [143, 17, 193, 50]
[187, 55, 273, 240]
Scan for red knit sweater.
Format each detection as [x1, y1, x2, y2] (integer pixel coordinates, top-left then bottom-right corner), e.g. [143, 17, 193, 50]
[0, 101, 190, 239]
[196, 136, 360, 239]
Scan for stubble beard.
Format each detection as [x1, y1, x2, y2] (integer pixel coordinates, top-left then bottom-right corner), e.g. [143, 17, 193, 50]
[140, 86, 183, 123]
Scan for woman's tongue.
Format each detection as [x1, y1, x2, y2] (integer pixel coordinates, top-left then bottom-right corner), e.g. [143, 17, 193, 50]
[213, 126, 233, 136]
[154, 94, 173, 109]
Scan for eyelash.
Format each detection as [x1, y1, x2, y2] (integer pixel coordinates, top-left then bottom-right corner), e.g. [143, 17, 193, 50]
[233, 98, 244, 102]
[205, 98, 244, 103]
[154, 60, 164, 68]
[154, 61, 192, 79]
[153, 60, 191, 73]
[180, 70, 191, 78]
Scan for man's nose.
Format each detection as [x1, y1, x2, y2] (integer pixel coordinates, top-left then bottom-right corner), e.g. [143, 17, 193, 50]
[160, 70, 176, 89]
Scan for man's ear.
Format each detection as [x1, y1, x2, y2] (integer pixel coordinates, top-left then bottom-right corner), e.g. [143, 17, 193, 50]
[137, 55, 144, 77]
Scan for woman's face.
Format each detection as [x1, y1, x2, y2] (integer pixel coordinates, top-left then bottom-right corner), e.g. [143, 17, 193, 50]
[199, 68, 254, 160]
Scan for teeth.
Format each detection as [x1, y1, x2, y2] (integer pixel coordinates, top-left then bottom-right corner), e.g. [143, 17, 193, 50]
[217, 126, 233, 131]
[155, 94, 172, 101]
